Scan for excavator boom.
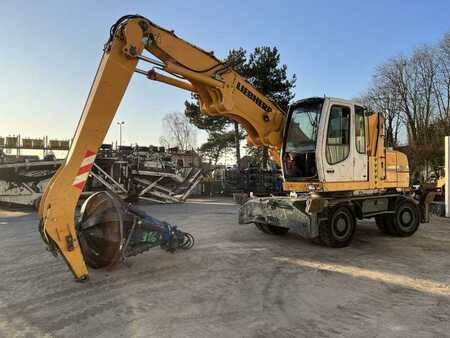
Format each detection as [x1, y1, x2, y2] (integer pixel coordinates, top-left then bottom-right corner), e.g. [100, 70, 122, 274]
[38, 15, 286, 280]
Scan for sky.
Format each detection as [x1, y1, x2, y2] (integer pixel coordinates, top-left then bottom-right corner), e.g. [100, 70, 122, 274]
[0, 0, 449, 150]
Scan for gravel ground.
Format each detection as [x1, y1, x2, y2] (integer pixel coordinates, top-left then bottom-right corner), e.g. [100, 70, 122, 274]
[0, 198, 449, 337]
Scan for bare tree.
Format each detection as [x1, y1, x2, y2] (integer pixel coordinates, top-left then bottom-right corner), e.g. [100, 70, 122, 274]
[360, 76, 403, 147]
[361, 33, 450, 178]
[158, 136, 170, 149]
[372, 52, 437, 178]
[161, 112, 197, 151]
[374, 49, 437, 148]
[434, 33, 450, 133]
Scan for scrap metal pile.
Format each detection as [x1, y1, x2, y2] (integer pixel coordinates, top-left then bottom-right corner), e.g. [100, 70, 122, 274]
[212, 166, 283, 196]
[0, 153, 62, 208]
[0, 145, 203, 208]
[89, 144, 203, 203]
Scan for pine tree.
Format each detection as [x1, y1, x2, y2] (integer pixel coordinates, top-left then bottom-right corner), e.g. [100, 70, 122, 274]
[185, 46, 296, 168]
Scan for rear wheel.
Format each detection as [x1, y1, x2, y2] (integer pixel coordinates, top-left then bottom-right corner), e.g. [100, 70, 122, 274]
[391, 201, 420, 237]
[319, 207, 355, 248]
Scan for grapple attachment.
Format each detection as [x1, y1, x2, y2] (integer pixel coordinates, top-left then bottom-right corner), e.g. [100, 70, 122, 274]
[78, 191, 194, 269]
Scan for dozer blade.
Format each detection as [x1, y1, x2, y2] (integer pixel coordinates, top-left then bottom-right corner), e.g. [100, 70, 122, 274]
[238, 195, 318, 239]
[77, 191, 194, 269]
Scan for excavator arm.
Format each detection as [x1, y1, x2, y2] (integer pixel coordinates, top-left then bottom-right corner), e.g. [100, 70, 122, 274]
[38, 15, 286, 280]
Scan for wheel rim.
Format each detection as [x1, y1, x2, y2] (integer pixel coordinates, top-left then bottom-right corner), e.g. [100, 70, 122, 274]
[398, 206, 416, 231]
[401, 210, 412, 224]
[332, 212, 352, 240]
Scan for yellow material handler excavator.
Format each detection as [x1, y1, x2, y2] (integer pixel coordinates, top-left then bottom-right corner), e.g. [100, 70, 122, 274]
[38, 15, 435, 281]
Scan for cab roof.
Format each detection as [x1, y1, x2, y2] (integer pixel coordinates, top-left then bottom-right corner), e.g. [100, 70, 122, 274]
[290, 97, 365, 110]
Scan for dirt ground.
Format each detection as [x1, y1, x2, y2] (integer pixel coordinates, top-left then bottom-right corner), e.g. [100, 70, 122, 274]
[0, 198, 449, 337]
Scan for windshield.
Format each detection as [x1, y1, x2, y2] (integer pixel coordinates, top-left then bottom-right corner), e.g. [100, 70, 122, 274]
[285, 100, 323, 153]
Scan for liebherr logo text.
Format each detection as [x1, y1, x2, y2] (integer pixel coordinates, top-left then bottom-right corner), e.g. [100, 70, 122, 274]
[236, 82, 272, 113]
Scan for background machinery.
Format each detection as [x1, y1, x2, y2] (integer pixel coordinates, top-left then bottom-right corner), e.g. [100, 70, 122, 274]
[39, 15, 435, 281]
[0, 145, 202, 208]
[428, 166, 446, 198]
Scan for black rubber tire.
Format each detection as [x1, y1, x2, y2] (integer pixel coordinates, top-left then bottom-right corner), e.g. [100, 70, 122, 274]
[391, 201, 420, 237]
[265, 225, 289, 235]
[319, 207, 355, 248]
[375, 215, 397, 235]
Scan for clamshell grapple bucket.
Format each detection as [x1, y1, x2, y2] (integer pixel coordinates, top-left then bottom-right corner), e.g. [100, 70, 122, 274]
[72, 191, 193, 270]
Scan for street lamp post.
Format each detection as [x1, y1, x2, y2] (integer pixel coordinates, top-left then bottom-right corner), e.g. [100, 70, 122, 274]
[117, 121, 125, 148]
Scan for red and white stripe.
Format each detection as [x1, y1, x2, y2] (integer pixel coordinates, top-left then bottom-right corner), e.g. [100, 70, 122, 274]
[72, 150, 96, 189]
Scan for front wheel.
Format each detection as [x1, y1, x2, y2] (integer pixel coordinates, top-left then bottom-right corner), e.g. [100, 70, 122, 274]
[391, 201, 420, 237]
[319, 207, 355, 248]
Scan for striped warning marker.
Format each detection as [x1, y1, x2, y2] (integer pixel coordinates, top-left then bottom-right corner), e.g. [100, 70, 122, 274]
[72, 150, 96, 190]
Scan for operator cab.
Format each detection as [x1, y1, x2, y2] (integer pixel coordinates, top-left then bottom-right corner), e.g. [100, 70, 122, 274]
[282, 97, 368, 184]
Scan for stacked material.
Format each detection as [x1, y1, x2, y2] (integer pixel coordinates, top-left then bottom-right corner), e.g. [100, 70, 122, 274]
[0, 144, 203, 208]
[0, 159, 62, 208]
[212, 166, 283, 196]
[90, 145, 203, 204]
[132, 166, 203, 203]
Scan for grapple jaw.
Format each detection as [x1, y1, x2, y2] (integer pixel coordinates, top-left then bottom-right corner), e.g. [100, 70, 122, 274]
[77, 191, 194, 269]
[77, 192, 125, 268]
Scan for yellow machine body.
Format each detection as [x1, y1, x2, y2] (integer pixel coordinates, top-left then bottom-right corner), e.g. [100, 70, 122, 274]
[39, 15, 413, 280]
[283, 110, 410, 193]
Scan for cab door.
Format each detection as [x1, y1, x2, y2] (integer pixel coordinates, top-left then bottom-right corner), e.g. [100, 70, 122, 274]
[353, 105, 368, 181]
[322, 103, 354, 182]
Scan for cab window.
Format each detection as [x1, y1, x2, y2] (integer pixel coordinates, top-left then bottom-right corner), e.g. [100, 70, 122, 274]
[355, 105, 366, 153]
[326, 105, 350, 164]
